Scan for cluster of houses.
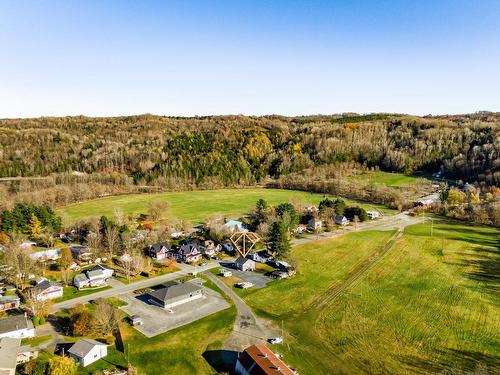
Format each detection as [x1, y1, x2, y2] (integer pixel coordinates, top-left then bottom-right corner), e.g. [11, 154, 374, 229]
[299, 210, 381, 233]
[147, 238, 221, 263]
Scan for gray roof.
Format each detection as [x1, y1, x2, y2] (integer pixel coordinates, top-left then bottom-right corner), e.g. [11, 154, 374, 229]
[87, 270, 104, 279]
[235, 256, 253, 265]
[74, 274, 88, 283]
[0, 337, 21, 371]
[0, 315, 33, 335]
[0, 295, 20, 304]
[149, 242, 170, 253]
[148, 281, 202, 303]
[68, 338, 106, 358]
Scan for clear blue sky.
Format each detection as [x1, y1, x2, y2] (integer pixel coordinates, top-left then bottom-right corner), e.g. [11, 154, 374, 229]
[1, 0, 499, 117]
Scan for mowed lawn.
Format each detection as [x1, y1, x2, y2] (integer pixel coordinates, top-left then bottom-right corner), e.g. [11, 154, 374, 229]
[57, 188, 393, 223]
[242, 222, 500, 374]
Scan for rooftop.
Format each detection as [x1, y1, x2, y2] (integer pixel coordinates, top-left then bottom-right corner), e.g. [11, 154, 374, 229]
[68, 338, 106, 358]
[148, 281, 202, 303]
[0, 315, 33, 335]
[238, 344, 295, 375]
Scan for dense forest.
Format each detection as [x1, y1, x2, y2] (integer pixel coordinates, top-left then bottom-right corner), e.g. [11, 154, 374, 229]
[0, 113, 498, 186]
[0, 113, 498, 211]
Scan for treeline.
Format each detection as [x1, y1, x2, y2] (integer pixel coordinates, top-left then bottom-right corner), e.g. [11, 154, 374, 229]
[0, 113, 498, 186]
[0, 203, 61, 234]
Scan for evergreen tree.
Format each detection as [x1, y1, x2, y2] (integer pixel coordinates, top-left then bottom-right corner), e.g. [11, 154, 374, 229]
[268, 221, 291, 259]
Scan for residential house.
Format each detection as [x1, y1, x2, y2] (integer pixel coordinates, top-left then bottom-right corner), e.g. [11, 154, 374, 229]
[0, 315, 35, 339]
[248, 251, 272, 264]
[170, 244, 202, 263]
[202, 240, 220, 256]
[27, 278, 63, 301]
[147, 242, 170, 260]
[223, 220, 247, 233]
[29, 248, 61, 262]
[295, 224, 307, 234]
[68, 339, 107, 367]
[148, 281, 203, 309]
[307, 217, 322, 231]
[235, 344, 296, 375]
[334, 215, 349, 226]
[367, 211, 380, 219]
[73, 265, 114, 289]
[235, 257, 256, 272]
[70, 245, 92, 261]
[416, 193, 441, 207]
[0, 337, 20, 375]
[0, 295, 20, 312]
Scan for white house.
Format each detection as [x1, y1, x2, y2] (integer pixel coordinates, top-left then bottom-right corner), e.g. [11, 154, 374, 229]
[307, 218, 322, 231]
[68, 339, 107, 367]
[73, 265, 114, 289]
[367, 211, 380, 219]
[223, 220, 247, 233]
[0, 315, 35, 339]
[27, 278, 63, 301]
[334, 215, 349, 226]
[235, 257, 256, 272]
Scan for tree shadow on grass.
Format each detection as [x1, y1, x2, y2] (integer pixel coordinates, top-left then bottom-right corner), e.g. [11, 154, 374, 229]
[203, 349, 238, 374]
[400, 348, 500, 374]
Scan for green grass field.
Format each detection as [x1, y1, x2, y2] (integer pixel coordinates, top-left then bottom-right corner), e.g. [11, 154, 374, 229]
[54, 285, 112, 303]
[352, 171, 419, 186]
[57, 188, 394, 223]
[241, 221, 500, 374]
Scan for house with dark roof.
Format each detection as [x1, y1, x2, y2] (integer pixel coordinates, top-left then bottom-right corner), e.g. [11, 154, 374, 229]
[27, 278, 63, 301]
[0, 315, 35, 339]
[0, 295, 20, 312]
[68, 338, 107, 367]
[147, 281, 203, 309]
[236, 344, 296, 375]
[147, 242, 170, 260]
[235, 257, 256, 272]
[168, 243, 202, 263]
[334, 215, 349, 226]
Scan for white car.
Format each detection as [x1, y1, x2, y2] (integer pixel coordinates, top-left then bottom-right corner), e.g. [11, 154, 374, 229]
[269, 337, 283, 344]
[236, 282, 254, 289]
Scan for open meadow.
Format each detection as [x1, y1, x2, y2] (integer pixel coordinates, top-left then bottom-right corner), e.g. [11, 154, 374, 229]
[242, 221, 500, 374]
[57, 188, 394, 223]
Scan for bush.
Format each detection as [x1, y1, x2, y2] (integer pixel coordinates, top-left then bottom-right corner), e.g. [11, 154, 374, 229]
[32, 316, 40, 326]
[39, 316, 46, 325]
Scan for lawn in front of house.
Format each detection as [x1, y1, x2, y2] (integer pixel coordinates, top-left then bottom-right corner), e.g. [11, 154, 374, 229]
[54, 285, 112, 303]
[241, 222, 500, 374]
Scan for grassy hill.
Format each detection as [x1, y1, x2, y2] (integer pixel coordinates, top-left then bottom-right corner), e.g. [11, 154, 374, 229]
[57, 188, 394, 223]
[242, 221, 500, 374]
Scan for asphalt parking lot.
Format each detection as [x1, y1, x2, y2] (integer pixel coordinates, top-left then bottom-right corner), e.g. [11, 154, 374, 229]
[219, 262, 272, 289]
[118, 283, 230, 337]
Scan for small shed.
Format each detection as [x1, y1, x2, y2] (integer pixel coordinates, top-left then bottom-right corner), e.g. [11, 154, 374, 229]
[234, 257, 256, 272]
[68, 339, 107, 367]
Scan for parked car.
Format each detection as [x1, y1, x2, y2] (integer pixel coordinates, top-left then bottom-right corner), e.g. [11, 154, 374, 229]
[235, 282, 254, 289]
[268, 337, 283, 344]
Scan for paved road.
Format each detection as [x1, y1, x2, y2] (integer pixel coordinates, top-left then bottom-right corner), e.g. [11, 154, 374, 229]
[292, 212, 425, 246]
[204, 271, 273, 351]
[51, 260, 225, 311]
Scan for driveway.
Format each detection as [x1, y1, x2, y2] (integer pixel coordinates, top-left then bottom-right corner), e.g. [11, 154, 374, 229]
[204, 271, 276, 351]
[219, 263, 272, 289]
[118, 285, 230, 337]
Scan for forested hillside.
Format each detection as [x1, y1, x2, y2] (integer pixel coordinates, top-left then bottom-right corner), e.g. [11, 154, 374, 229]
[0, 113, 498, 186]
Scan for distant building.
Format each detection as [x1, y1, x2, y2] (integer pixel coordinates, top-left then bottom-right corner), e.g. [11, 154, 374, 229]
[70, 245, 92, 261]
[68, 339, 107, 367]
[307, 218, 322, 230]
[0, 295, 20, 312]
[170, 244, 202, 263]
[416, 193, 441, 206]
[73, 264, 114, 289]
[334, 215, 349, 226]
[27, 278, 63, 301]
[0, 337, 20, 375]
[0, 315, 35, 339]
[147, 242, 170, 260]
[148, 281, 203, 310]
[29, 248, 61, 261]
[235, 344, 296, 375]
[223, 220, 247, 233]
[366, 211, 380, 219]
[235, 257, 256, 272]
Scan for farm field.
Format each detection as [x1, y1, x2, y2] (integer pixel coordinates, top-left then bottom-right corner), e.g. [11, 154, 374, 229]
[242, 221, 500, 374]
[351, 171, 420, 186]
[57, 188, 395, 223]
